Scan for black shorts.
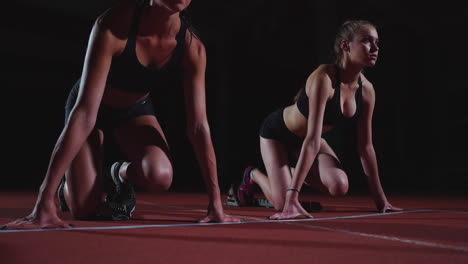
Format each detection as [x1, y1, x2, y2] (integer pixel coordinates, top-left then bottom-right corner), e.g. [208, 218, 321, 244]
[259, 108, 305, 165]
[65, 79, 157, 162]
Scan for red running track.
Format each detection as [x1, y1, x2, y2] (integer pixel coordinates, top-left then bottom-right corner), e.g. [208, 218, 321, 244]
[1, 191, 467, 264]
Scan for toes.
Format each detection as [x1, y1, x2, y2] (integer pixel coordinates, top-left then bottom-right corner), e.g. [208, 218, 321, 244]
[60, 222, 74, 228]
[303, 212, 314, 218]
[225, 215, 242, 223]
[268, 214, 280, 220]
[198, 217, 211, 223]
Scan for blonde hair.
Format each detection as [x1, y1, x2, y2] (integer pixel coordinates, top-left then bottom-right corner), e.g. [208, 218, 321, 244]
[334, 20, 376, 67]
[293, 20, 376, 103]
[293, 84, 305, 103]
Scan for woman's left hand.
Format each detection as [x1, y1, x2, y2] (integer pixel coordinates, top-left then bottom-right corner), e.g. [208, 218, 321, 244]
[269, 192, 313, 220]
[198, 202, 242, 223]
[198, 212, 242, 223]
[269, 203, 313, 220]
[378, 202, 403, 213]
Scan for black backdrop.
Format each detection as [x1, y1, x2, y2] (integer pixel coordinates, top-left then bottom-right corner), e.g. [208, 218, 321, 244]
[2, 0, 467, 195]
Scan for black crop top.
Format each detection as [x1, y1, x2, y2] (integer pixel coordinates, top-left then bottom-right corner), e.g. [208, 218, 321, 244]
[106, 6, 188, 93]
[296, 65, 363, 126]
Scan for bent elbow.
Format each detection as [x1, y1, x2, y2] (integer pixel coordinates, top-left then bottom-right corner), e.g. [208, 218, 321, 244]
[186, 122, 210, 143]
[67, 107, 98, 135]
[303, 137, 321, 154]
[358, 143, 374, 156]
[304, 137, 321, 151]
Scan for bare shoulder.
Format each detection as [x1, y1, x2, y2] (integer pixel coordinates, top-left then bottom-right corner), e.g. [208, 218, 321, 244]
[309, 64, 329, 77]
[96, 1, 137, 40]
[305, 64, 334, 95]
[183, 30, 207, 68]
[309, 64, 334, 83]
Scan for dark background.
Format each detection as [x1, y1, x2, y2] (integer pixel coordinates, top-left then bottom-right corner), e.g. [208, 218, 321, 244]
[2, 0, 467, 195]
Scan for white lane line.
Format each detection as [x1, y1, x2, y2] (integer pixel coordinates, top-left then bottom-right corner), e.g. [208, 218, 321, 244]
[249, 213, 468, 253]
[279, 222, 468, 253]
[142, 201, 468, 254]
[0, 221, 258, 233]
[323, 203, 468, 214]
[0, 209, 430, 233]
[2, 202, 468, 254]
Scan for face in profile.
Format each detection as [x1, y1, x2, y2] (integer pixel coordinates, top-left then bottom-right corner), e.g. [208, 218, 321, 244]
[348, 25, 379, 67]
[155, 0, 192, 13]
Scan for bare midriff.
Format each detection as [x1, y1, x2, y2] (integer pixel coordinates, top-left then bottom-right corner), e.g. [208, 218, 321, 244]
[102, 84, 150, 108]
[283, 104, 333, 138]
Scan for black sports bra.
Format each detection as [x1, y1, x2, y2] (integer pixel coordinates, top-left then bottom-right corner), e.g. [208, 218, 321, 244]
[106, 5, 188, 94]
[296, 65, 363, 126]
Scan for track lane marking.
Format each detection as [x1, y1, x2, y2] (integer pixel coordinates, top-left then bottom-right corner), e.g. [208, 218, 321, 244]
[2, 202, 468, 254]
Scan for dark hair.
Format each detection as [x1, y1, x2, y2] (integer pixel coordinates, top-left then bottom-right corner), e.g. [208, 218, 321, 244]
[180, 9, 201, 44]
[333, 20, 376, 67]
[293, 83, 305, 103]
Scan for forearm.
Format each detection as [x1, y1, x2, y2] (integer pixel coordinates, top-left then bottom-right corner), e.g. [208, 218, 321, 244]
[290, 139, 320, 191]
[188, 125, 220, 201]
[359, 146, 387, 204]
[38, 114, 94, 202]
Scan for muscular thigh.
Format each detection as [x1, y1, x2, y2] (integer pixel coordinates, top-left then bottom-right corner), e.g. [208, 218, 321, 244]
[260, 137, 293, 202]
[306, 139, 347, 190]
[113, 115, 171, 163]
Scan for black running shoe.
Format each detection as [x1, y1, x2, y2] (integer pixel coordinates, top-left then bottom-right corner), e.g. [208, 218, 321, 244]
[99, 161, 136, 220]
[300, 201, 322, 213]
[99, 199, 136, 221]
[225, 184, 240, 206]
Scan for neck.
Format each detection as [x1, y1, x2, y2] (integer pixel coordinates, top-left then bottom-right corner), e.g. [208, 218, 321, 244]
[142, 2, 181, 36]
[338, 60, 362, 84]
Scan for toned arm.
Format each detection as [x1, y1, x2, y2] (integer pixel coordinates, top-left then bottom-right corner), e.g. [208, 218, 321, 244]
[357, 74, 401, 212]
[181, 33, 237, 222]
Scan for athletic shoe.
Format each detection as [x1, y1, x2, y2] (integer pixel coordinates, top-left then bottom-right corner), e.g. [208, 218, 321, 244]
[237, 166, 258, 206]
[301, 201, 322, 212]
[100, 161, 136, 220]
[256, 197, 273, 208]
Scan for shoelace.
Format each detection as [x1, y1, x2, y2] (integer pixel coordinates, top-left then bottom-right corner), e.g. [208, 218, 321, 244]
[103, 201, 132, 220]
[106, 201, 128, 214]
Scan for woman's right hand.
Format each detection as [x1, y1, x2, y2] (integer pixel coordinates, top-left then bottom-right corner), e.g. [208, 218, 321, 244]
[1, 197, 72, 230]
[269, 191, 313, 220]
